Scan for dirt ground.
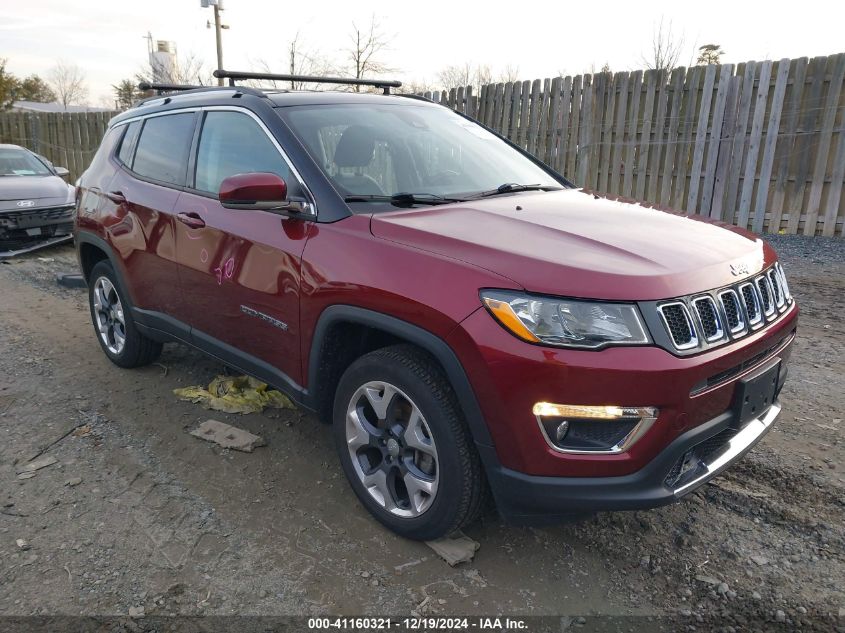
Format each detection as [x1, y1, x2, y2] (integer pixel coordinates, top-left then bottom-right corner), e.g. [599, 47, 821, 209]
[0, 236, 843, 631]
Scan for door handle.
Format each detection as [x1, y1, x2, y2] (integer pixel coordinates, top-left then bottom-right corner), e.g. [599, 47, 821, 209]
[106, 190, 126, 204]
[177, 212, 206, 229]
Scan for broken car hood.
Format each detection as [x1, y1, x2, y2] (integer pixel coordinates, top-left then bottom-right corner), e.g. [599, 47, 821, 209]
[369, 189, 775, 301]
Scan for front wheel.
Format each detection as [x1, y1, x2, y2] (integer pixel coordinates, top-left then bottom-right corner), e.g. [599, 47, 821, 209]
[333, 345, 485, 540]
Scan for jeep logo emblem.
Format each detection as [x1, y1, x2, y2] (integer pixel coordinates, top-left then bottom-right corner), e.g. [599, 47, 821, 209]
[730, 262, 750, 276]
[16, 200, 35, 208]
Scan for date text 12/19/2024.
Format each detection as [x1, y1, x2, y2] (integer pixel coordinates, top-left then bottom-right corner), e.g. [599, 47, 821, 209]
[308, 617, 529, 631]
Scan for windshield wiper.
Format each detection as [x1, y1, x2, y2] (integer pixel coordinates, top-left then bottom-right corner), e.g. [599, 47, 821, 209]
[468, 183, 562, 199]
[343, 192, 468, 207]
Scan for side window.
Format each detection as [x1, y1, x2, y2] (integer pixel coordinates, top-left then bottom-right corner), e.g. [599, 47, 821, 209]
[132, 113, 195, 185]
[194, 111, 296, 196]
[116, 121, 141, 167]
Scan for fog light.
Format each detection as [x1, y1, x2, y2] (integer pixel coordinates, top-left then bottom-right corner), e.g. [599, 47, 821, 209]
[533, 402, 658, 454]
[554, 420, 570, 443]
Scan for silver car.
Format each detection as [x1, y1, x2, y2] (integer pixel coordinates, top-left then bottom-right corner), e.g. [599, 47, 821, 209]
[0, 144, 75, 256]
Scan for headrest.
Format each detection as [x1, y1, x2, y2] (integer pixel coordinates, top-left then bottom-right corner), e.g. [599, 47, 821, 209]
[334, 125, 376, 168]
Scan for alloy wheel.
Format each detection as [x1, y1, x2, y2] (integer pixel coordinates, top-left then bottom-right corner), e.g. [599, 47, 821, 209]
[345, 381, 439, 517]
[92, 276, 126, 355]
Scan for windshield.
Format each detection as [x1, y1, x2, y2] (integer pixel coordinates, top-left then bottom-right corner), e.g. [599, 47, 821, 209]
[279, 103, 563, 206]
[0, 148, 52, 177]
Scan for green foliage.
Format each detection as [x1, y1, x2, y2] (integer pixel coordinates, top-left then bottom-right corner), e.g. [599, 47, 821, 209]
[0, 59, 20, 110]
[17, 75, 56, 102]
[0, 59, 57, 108]
[112, 79, 141, 110]
[697, 44, 725, 66]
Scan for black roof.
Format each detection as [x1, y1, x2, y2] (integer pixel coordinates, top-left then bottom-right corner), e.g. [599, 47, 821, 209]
[266, 91, 435, 107]
[111, 86, 437, 127]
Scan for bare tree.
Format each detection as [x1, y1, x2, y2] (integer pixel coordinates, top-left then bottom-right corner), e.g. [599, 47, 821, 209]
[136, 52, 213, 88]
[397, 79, 437, 95]
[642, 18, 685, 72]
[498, 64, 521, 83]
[247, 58, 332, 90]
[247, 32, 338, 90]
[290, 33, 338, 83]
[476, 65, 493, 86]
[47, 61, 88, 107]
[436, 63, 494, 90]
[345, 16, 396, 92]
[437, 63, 473, 91]
[696, 44, 725, 66]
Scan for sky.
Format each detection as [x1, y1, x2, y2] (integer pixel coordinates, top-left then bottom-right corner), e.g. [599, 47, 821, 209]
[2, 0, 844, 106]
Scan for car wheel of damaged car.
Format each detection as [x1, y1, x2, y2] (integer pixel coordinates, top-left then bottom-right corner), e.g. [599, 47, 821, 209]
[333, 345, 486, 541]
[87, 261, 162, 368]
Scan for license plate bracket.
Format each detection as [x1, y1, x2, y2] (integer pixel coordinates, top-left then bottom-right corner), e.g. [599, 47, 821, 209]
[732, 359, 780, 429]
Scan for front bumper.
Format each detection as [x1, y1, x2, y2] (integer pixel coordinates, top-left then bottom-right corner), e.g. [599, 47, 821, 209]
[0, 205, 75, 249]
[447, 302, 797, 478]
[482, 400, 781, 523]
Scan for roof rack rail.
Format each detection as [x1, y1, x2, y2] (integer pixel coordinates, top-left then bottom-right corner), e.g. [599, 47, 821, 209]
[212, 69, 402, 94]
[138, 82, 203, 95]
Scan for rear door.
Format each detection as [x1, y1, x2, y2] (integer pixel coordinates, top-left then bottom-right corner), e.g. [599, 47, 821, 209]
[173, 108, 313, 387]
[105, 112, 197, 319]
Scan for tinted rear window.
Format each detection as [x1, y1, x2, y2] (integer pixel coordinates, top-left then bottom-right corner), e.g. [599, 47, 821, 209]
[117, 121, 141, 166]
[132, 113, 195, 185]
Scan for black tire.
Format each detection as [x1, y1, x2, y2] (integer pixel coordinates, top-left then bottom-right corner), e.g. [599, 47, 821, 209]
[333, 344, 486, 540]
[87, 260, 162, 368]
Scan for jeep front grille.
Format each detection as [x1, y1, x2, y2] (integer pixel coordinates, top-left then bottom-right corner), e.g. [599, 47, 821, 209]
[756, 276, 774, 317]
[767, 269, 784, 309]
[653, 264, 793, 354]
[740, 282, 762, 327]
[718, 289, 745, 334]
[692, 296, 723, 342]
[658, 302, 698, 350]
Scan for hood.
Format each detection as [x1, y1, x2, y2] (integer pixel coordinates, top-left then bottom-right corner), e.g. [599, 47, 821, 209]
[0, 175, 73, 211]
[369, 189, 775, 301]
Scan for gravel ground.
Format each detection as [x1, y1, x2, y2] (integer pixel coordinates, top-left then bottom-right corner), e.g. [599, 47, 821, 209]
[0, 235, 843, 632]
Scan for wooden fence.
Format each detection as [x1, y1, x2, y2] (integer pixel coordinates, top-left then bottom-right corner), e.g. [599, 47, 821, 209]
[0, 111, 117, 183]
[1, 54, 843, 236]
[425, 53, 845, 237]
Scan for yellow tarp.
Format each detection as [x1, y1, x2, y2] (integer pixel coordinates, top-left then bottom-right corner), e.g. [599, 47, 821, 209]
[174, 375, 295, 415]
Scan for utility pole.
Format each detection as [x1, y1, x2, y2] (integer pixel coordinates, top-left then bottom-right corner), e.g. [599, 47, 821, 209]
[213, 4, 224, 85]
[201, 0, 227, 86]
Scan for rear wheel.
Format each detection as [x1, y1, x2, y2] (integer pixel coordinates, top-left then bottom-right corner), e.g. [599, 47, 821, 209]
[333, 345, 485, 540]
[88, 260, 162, 368]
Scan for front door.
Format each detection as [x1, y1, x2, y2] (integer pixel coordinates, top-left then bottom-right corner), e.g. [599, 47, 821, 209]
[173, 109, 311, 387]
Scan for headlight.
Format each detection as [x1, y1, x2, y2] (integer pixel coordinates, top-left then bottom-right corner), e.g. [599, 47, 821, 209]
[481, 290, 651, 349]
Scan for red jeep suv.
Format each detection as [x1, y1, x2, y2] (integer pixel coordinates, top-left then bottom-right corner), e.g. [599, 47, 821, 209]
[74, 73, 797, 540]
